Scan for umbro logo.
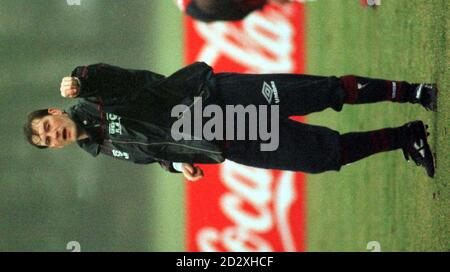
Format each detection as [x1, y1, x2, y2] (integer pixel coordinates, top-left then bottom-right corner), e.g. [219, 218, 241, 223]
[262, 81, 280, 104]
[357, 83, 368, 90]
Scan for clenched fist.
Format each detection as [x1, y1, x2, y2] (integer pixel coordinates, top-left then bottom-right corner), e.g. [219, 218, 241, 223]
[60, 77, 81, 98]
[181, 163, 204, 182]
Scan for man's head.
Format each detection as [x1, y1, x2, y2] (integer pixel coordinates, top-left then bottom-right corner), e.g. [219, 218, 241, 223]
[24, 108, 79, 149]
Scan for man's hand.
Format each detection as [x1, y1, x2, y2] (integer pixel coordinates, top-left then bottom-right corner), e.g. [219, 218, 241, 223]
[181, 163, 204, 182]
[60, 77, 80, 98]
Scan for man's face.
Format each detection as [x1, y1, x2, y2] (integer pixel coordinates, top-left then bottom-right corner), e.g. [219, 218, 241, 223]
[31, 108, 78, 148]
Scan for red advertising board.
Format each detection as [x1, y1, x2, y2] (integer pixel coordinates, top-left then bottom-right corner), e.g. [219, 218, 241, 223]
[184, 3, 306, 252]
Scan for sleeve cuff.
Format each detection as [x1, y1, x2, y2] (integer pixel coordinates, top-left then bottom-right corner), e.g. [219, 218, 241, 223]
[172, 163, 183, 172]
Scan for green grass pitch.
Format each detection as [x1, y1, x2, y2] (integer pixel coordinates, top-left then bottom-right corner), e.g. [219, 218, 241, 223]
[305, 0, 449, 251]
[150, 0, 449, 252]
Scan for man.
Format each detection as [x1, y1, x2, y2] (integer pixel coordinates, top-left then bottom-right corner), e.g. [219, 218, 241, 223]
[175, 0, 378, 23]
[24, 62, 437, 181]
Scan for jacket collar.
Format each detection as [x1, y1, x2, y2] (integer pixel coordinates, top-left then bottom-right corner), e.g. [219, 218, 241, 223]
[66, 105, 102, 156]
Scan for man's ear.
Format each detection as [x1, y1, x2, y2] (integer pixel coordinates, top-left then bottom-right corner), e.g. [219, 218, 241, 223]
[48, 108, 63, 116]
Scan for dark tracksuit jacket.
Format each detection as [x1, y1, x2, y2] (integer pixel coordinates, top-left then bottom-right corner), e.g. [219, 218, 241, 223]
[68, 62, 225, 173]
[68, 62, 347, 174]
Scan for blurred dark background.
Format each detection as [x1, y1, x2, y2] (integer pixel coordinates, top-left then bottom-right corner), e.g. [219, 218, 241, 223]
[0, 0, 184, 251]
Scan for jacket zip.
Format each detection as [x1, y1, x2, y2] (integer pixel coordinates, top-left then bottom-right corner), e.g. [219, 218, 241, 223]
[178, 89, 205, 119]
[106, 138, 222, 155]
[105, 88, 222, 156]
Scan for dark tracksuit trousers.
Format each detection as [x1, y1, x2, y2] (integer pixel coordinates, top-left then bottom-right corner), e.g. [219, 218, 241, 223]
[211, 73, 347, 174]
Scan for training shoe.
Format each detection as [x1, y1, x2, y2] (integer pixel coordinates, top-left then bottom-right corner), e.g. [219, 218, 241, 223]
[411, 84, 438, 111]
[401, 121, 435, 178]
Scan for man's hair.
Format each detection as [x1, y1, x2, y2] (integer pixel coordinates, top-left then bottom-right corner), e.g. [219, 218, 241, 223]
[24, 109, 50, 149]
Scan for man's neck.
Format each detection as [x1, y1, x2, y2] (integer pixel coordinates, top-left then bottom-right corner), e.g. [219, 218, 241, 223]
[77, 131, 89, 141]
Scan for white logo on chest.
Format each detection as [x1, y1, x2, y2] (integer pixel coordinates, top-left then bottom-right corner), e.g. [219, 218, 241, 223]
[106, 113, 123, 135]
[112, 149, 130, 160]
[357, 83, 368, 90]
